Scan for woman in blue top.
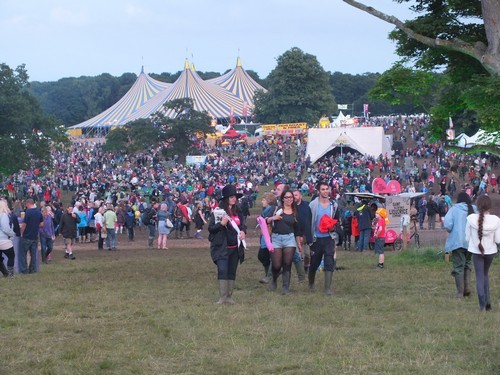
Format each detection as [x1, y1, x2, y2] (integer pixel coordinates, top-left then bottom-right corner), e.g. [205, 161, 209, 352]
[443, 192, 476, 298]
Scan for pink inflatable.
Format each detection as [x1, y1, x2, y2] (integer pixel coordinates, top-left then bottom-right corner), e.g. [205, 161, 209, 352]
[257, 216, 274, 253]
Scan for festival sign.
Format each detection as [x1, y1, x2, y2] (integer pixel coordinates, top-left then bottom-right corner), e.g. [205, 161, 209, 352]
[385, 196, 411, 229]
[261, 123, 307, 135]
[186, 156, 207, 166]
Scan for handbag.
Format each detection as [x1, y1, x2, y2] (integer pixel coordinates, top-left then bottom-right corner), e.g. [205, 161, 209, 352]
[237, 243, 245, 264]
[165, 218, 174, 228]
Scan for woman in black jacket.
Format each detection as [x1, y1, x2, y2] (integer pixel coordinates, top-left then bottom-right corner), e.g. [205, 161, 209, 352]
[208, 185, 246, 305]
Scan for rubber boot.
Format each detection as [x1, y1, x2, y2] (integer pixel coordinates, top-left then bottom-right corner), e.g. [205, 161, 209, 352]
[454, 274, 464, 299]
[282, 271, 291, 295]
[463, 269, 472, 297]
[179, 231, 184, 239]
[295, 260, 306, 283]
[148, 237, 154, 248]
[269, 270, 278, 291]
[215, 280, 228, 304]
[324, 271, 333, 296]
[260, 264, 270, 284]
[226, 280, 235, 304]
[308, 269, 316, 292]
[7, 266, 14, 278]
[186, 230, 192, 239]
[174, 230, 179, 239]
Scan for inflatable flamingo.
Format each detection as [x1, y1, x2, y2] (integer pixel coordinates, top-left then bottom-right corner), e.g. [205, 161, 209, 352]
[257, 216, 274, 253]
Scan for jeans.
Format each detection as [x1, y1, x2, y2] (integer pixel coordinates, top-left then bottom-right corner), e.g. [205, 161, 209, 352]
[216, 247, 239, 280]
[19, 238, 38, 274]
[358, 228, 371, 252]
[106, 228, 116, 249]
[309, 236, 335, 273]
[148, 224, 156, 238]
[428, 214, 436, 229]
[39, 236, 54, 262]
[419, 212, 426, 229]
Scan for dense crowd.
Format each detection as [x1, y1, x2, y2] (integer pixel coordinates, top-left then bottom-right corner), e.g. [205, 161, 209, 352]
[1, 114, 498, 307]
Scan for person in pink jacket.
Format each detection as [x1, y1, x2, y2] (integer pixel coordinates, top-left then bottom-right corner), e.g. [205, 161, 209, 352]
[466, 195, 500, 311]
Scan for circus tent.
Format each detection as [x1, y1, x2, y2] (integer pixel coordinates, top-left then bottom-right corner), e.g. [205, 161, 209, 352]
[69, 57, 264, 131]
[69, 67, 172, 129]
[207, 57, 267, 107]
[125, 59, 246, 121]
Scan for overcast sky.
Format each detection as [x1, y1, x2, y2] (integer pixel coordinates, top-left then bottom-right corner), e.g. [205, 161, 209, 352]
[1, 0, 416, 82]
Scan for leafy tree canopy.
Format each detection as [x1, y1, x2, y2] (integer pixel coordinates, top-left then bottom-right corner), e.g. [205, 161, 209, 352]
[344, 0, 499, 153]
[253, 47, 337, 125]
[0, 63, 69, 176]
[152, 98, 214, 164]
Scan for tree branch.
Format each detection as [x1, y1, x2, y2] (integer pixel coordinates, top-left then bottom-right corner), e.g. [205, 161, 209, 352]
[342, 0, 498, 76]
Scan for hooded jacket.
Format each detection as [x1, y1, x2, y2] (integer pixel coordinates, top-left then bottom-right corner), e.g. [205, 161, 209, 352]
[466, 213, 500, 255]
[443, 202, 473, 252]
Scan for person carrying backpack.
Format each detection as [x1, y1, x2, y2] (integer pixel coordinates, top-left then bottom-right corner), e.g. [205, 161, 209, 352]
[141, 202, 157, 248]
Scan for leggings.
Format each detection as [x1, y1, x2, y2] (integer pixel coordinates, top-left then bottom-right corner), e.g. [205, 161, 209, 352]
[270, 247, 295, 278]
[472, 253, 495, 308]
[0, 247, 15, 267]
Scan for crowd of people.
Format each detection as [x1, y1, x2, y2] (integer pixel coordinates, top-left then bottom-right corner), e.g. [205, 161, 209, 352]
[0, 114, 498, 309]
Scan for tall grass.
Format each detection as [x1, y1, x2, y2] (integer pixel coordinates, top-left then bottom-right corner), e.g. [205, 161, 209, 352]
[1, 246, 499, 374]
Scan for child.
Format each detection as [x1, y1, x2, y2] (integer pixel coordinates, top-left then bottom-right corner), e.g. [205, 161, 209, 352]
[374, 208, 388, 269]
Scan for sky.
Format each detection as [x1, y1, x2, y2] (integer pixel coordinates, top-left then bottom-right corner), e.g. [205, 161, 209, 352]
[1, 0, 416, 82]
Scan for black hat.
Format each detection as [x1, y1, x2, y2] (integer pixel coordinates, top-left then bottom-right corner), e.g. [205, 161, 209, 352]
[220, 184, 243, 200]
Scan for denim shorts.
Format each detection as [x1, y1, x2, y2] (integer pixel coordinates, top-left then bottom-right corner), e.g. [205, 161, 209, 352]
[271, 233, 297, 248]
[374, 238, 385, 255]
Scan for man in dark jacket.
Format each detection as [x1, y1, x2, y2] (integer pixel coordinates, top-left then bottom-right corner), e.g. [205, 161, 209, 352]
[354, 200, 373, 252]
[426, 196, 439, 230]
[19, 199, 43, 274]
[59, 205, 80, 260]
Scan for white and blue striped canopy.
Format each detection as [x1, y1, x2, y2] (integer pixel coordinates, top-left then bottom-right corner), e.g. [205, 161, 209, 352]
[69, 58, 266, 129]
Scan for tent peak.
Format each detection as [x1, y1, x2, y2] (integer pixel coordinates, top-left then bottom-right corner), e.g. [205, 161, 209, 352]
[184, 59, 190, 70]
[236, 56, 242, 67]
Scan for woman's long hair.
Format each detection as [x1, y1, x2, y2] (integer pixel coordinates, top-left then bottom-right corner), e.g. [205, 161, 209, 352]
[476, 195, 492, 255]
[456, 192, 474, 215]
[219, 197, 240, 217]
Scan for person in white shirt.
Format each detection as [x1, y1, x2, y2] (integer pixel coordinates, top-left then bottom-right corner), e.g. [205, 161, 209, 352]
[466, 195, 500, 311]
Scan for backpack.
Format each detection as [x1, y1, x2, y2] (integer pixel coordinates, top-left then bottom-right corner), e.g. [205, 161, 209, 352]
[174, 205, 183, 219]
[141, 208, 153, 225]
[438, 199, 447, 216]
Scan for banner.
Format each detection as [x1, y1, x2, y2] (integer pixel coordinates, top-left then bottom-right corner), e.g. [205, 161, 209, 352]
[186, 156, 207, 165]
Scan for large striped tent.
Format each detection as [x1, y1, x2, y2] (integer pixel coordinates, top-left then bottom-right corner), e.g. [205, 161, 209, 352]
[69, 57, 265, 131]
[70, 67, 172, 130]
[208, 57, 267, 108]
[125, 59, 246, 121]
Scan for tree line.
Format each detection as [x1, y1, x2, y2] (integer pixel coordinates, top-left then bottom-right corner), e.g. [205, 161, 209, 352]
[28, 67, 416, 127]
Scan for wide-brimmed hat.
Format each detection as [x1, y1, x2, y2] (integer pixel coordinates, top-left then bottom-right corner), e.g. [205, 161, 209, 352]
[220, 184, 243, 200]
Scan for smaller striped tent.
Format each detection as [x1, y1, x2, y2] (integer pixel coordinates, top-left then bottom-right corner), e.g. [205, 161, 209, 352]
[208, 57, 267, 107]
[69, 67, 172, 129]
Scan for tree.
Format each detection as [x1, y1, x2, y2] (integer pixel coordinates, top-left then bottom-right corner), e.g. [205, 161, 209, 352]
[253, 47, 337, 125]
[343, 0, 500, 76]
[152, 98, 214, 163]
[368, 63, 443, 113]
[103, 119, 160, 154]
[0, 63, 69, 176]
[344, 0, 499, 153]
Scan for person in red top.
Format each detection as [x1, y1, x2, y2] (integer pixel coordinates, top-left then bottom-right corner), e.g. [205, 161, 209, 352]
[374, 208, 388, 269]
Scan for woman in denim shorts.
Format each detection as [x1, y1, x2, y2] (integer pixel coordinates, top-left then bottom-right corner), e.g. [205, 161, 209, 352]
[266, 189, 303, 294]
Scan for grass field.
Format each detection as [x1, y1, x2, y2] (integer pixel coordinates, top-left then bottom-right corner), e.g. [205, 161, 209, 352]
[1, 245, 499, 375]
